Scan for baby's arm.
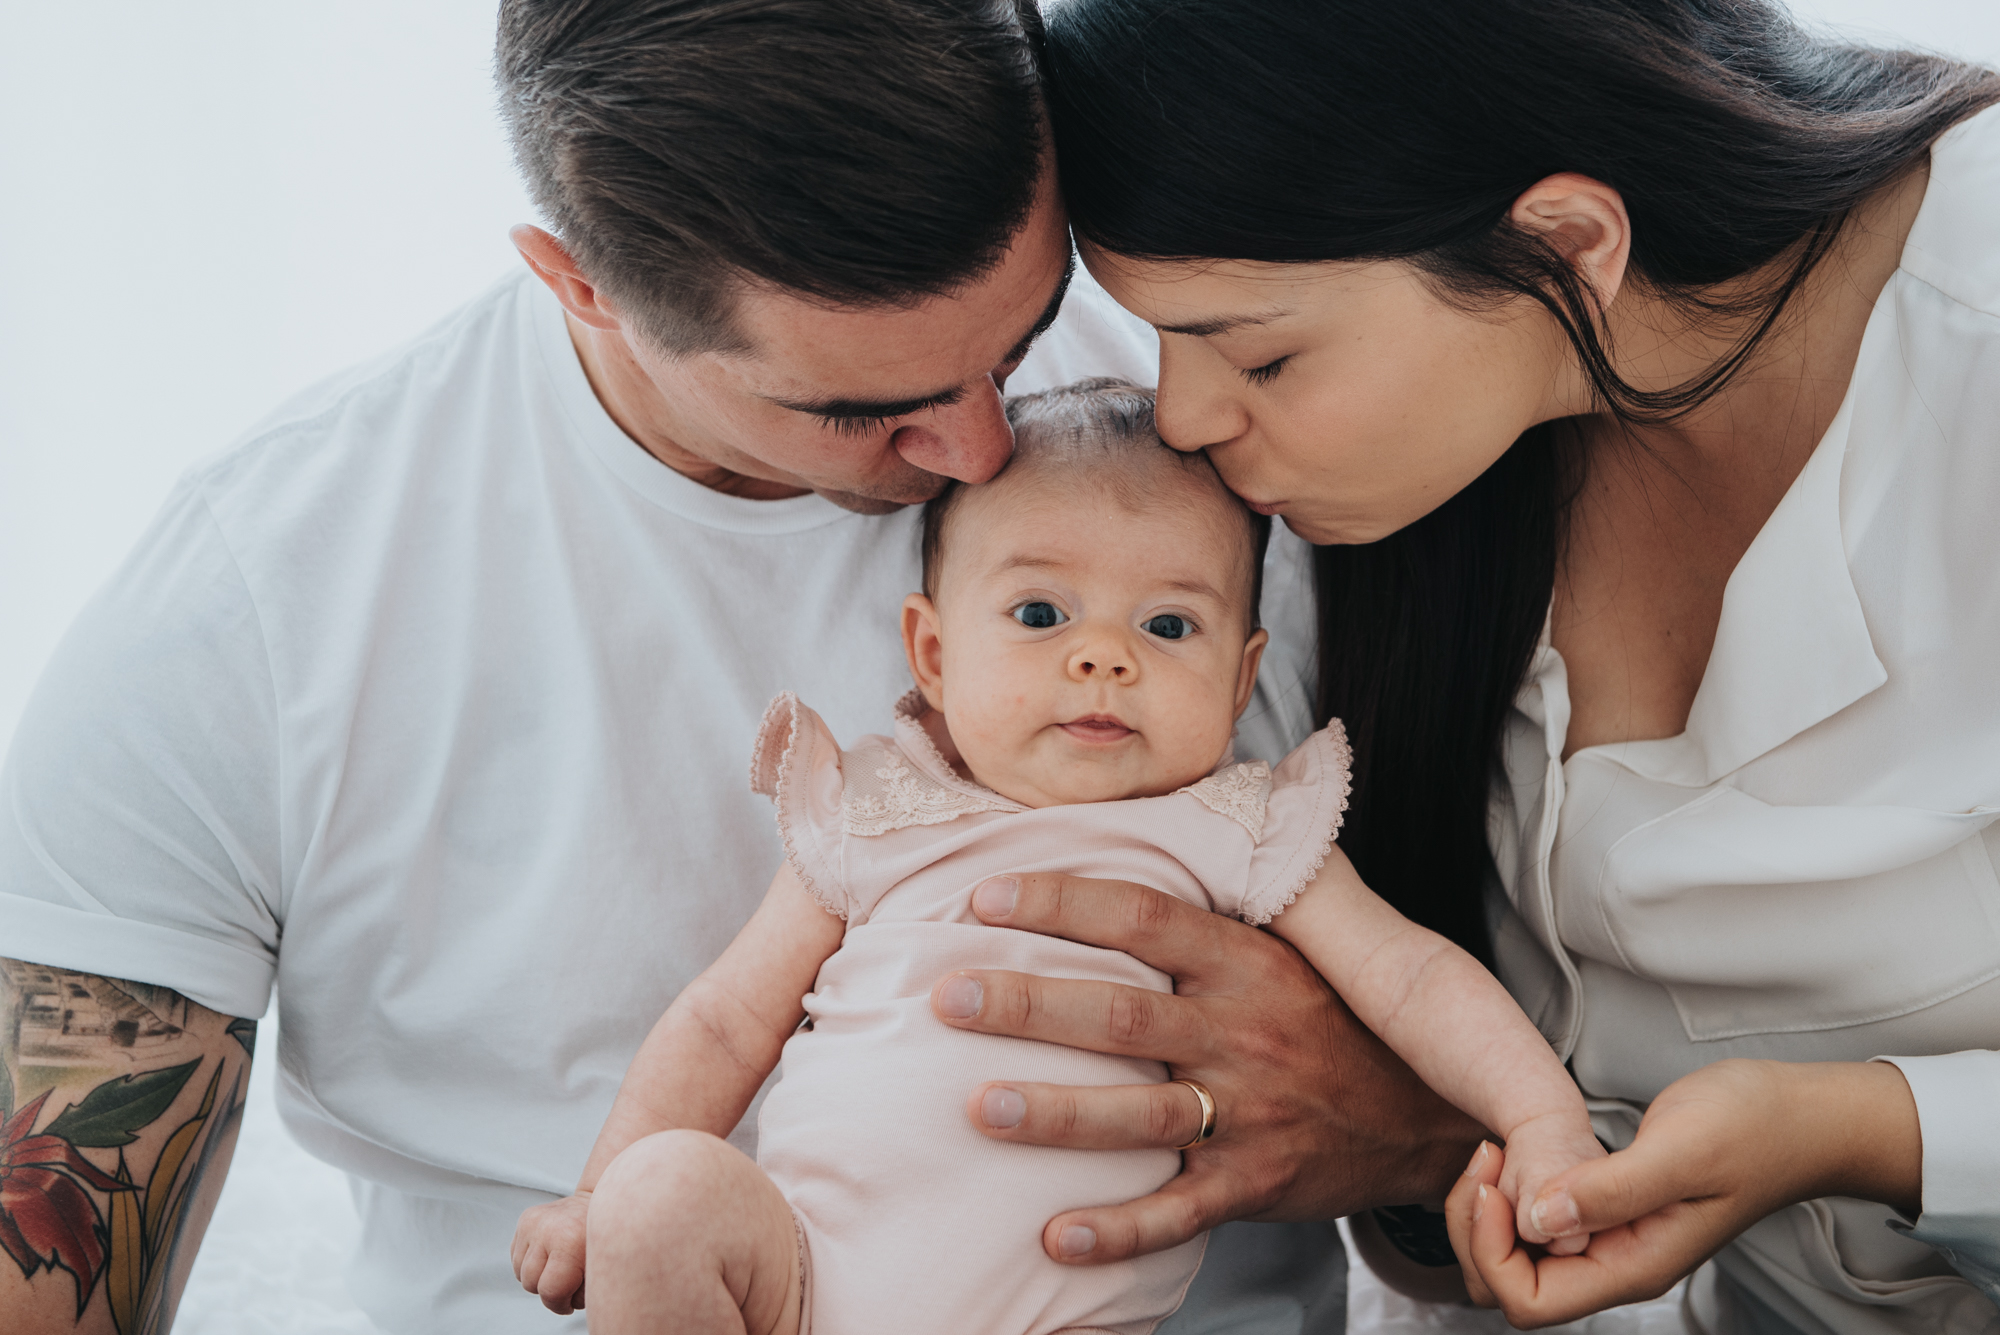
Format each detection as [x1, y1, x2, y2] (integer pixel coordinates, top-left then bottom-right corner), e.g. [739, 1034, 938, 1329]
[512, 862, 844, 1313]
[1265, 845, 1602, 1246]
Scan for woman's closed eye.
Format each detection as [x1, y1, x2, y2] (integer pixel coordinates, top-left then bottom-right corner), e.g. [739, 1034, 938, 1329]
[1143, 613, 1194, 640]
[1013, 601, 1067, 630]
[1240, 355, 1292, 387]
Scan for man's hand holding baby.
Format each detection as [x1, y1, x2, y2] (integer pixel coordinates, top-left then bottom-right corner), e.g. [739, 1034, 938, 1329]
[933, 869, 1487, 1265]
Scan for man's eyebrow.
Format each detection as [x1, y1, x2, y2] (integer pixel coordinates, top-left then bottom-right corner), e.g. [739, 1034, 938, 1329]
[766, 382, 968, 420]
[1155, 308, 1291, 338]
[763, 254, 1076, 421]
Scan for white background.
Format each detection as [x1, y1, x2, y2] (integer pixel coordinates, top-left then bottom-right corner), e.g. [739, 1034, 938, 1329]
[5, 0, 2000, 747]
[3, 3, 1997, 1332]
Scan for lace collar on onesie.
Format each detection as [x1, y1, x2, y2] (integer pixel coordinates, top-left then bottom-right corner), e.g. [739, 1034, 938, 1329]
[750, 690, 1352, 927]
[823, 690, 1274, 839]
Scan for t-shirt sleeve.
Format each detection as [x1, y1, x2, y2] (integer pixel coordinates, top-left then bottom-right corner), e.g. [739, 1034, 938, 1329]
[1238, 721, 1354, 926]
[0, 477, 283, 1018]
[748, 693, 850, 918]
[1873, 1050, 2000, 1299]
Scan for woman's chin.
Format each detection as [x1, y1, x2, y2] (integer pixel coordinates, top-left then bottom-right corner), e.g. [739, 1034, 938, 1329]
[1278, 511, 1390, 547]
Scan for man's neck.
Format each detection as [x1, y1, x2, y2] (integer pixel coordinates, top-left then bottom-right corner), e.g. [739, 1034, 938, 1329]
[562, 312, 812, 501]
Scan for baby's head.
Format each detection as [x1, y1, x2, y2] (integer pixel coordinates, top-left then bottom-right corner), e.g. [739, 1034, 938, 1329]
[903, 379, 1270, 808]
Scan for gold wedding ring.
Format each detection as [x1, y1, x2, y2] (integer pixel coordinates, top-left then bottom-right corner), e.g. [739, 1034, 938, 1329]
[1171, 1079, 1217, 1150]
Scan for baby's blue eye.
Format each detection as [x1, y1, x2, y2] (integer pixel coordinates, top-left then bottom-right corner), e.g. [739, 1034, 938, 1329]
[1144, 614, 1192, 640]
[1014, 602, 1066, 629]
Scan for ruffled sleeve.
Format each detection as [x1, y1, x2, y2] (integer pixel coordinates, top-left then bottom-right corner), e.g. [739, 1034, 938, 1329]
[1235, 720, 1353, 926]
[749, 692, 850, 918]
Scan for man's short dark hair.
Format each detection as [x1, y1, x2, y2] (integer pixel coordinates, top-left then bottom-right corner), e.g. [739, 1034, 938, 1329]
[497, 0, 1048, 354]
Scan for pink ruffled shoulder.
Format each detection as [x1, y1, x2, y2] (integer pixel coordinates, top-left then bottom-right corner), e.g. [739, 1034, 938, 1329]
[1236, 720, 1354, 926]
[749, 692, 851, 918]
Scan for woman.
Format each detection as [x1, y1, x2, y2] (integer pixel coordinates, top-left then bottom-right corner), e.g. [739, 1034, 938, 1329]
[1043, 0, 2000, 1330]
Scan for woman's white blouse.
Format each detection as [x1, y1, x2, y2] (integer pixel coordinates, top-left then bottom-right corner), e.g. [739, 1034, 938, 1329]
[1489, 105, 2000, 1334]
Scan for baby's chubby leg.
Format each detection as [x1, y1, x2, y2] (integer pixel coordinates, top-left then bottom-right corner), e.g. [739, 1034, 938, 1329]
[587, 1129, 804, 1335]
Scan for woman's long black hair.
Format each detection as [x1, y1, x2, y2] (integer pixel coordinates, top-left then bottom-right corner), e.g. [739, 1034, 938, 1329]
[1045, 0, 1999, 960]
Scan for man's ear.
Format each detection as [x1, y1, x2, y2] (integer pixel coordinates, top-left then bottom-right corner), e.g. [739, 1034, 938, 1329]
[902, 593, 948, 714]
[1232, 627, 1269, 720]
[510, 224, 624, 332]
[1508, 173, 1632, 311]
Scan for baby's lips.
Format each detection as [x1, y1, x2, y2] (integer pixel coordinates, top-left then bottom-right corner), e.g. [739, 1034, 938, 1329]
[1057, 713, 1138, 742]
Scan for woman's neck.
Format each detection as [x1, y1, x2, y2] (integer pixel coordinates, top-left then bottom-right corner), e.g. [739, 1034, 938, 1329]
[1551, 161, 1930, 758]
[1595, 160, 1930, 484]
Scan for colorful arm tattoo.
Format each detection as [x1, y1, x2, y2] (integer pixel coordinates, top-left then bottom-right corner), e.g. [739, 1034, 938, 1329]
[1, 959, 255, 1334]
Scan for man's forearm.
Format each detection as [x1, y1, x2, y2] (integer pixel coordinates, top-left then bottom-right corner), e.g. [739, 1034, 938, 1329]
[0, 958, 254, 1333]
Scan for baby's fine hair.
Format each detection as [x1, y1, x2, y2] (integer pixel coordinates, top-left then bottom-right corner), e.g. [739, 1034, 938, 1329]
[919, 378, 1271, 630]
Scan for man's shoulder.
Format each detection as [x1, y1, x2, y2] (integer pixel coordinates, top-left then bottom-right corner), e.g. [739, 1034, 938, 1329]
[189, 270, 550, 505]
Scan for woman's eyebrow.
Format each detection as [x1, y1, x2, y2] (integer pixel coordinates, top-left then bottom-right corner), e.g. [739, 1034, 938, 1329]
[1155, 308, 1292, 337]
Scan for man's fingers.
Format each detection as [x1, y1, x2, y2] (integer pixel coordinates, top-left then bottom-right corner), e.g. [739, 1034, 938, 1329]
[932, 969, 1210, 1063]
[1040, 1168, 1236, 1265]
[971, 873, 1267, 982]
[965, 1079, 1209, 1150]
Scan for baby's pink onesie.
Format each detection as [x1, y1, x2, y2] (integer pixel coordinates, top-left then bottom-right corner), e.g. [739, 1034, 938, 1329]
[750, 691, 1351, 1335]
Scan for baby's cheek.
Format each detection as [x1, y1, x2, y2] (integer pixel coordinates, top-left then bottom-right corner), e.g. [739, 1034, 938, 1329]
[1154, 677, 1241, 778]
[947, 695, 1041, 777]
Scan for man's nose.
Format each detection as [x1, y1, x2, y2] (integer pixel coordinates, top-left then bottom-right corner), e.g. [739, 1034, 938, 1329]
[1067, 627, 1138, 682]
[890, 374, 1013, 484]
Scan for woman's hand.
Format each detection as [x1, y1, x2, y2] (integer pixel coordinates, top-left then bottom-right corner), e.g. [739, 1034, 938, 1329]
[512, 1191, 591, 1315]
[930, 872, 1484, 1265]
[1443, 1059, 1922, 1328]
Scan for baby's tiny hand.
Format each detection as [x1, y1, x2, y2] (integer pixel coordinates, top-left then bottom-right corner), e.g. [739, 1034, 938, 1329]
[511, 1191, 592, 1315]
[1498, 1111, 1606, 1256]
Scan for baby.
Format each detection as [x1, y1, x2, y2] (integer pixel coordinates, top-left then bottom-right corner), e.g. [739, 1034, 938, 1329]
[510, 379, 1603, 1334]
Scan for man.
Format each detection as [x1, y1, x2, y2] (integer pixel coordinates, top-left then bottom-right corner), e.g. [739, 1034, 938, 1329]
[0, 2, 1478, 1331]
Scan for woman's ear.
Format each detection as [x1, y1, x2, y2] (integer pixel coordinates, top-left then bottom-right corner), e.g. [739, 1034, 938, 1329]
[1508, 173, 1632, 310]
[1232, 628, 1270, 720]
[902, 593, 948, 713]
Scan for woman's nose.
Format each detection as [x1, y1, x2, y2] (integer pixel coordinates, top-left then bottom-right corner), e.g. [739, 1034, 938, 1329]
[1154, 338, 1250, 453]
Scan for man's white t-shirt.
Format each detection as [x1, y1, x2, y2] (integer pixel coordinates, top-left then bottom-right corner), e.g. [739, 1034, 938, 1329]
[0, 269, 1335, 1331]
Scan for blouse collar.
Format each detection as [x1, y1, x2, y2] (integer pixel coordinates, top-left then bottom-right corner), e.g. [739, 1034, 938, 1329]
[1522, 113, 2000, 786]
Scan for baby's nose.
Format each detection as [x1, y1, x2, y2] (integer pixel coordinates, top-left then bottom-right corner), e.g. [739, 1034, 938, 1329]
[1068, 634, 1136, 680]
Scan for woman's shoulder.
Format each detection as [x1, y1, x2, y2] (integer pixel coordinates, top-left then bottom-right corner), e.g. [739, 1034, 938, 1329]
[1900, 103, 2000, 319]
